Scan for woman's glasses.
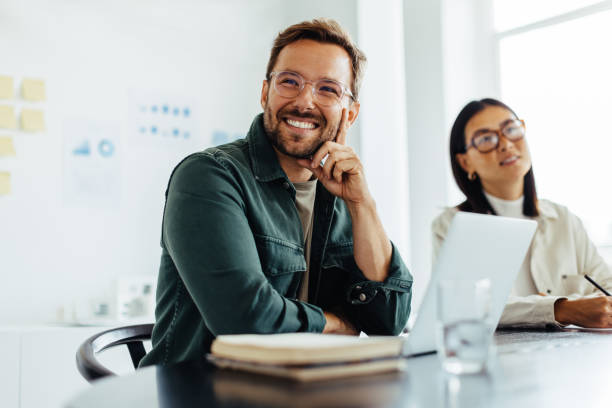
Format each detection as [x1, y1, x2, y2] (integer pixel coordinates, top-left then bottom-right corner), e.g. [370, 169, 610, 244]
[466, 119, 526, 153]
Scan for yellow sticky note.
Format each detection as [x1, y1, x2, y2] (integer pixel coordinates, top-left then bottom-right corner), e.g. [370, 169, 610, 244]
[0, 172, 10, 195]
[0, 136, 16, 156]
[21, 108, 45, 132]
[0, 76, 14, 99]
[0, 105, 17, 129]
[22, 78, 46, 101]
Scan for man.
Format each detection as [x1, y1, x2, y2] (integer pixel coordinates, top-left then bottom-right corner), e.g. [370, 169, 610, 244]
[140, 19, 412, 367]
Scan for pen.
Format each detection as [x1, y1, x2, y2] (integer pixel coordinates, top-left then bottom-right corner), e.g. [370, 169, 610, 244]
[584, 274, 611, 296]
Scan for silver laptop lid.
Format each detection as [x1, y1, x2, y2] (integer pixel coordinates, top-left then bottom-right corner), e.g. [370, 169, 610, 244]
[405, 212, 537, 356]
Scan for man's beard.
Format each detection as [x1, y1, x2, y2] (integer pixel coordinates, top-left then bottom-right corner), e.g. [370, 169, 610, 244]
[263, 104, 338, 159]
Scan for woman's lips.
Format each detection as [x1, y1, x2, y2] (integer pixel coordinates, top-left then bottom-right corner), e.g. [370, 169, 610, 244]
[500, 155, 520, 166]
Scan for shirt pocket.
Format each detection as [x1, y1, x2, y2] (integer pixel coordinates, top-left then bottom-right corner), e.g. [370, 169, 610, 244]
[561, 273, 591, 295]
[254, 234, 306, 296]
[321, 242, 358, 272]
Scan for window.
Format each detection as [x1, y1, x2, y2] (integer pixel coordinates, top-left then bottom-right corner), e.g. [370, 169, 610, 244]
[496, 2, 612, 251]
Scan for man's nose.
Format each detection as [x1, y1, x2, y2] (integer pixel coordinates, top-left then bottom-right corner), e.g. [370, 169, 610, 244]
[293, 83, 316, 110]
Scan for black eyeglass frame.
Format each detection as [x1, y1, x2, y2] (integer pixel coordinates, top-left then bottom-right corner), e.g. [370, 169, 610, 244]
[466, 119, 526, 153]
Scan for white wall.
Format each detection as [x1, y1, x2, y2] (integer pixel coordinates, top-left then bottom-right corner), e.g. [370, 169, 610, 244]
[403, 0, 448, 311]
[0, 0, 359, 325]
[357, 0, 410, 263]
[442, 0, 498, 203]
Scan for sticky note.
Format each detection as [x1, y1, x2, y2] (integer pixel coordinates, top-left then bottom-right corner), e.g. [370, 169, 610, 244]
[0, 76, 14, 99]
[21, 108, 45, 132]
[0, 105, 17, 129]
[0, 172, 10, 195]
[0, 136, 16, 156]
[22, 78, 46, 101]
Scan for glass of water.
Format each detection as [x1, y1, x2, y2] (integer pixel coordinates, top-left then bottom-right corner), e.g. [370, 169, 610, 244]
[436, 278, 492, 375]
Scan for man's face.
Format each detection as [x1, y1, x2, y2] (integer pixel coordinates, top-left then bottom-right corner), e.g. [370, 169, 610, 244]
[261, 39, 358, 159]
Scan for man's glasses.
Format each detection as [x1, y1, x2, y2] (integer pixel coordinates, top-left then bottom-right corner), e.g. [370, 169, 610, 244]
[466, 119, 526, 153]
[269, 71, 355, 107]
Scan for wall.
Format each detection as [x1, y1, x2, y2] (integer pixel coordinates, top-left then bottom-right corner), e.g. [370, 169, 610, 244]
[357, 0, 410, 263]
[403, 0, 448, 311]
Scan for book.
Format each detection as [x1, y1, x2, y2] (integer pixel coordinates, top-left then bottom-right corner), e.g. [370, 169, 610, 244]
[208, 333, 405, 382]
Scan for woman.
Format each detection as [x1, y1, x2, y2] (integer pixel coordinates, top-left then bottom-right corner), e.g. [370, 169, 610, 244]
[432, 98, 612, 328]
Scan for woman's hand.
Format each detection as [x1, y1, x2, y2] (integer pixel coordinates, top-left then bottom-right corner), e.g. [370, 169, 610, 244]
[554, 296, 612, 328]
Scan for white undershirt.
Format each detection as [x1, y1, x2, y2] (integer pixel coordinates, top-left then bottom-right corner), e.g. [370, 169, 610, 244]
[484, 191, 538, 296]
[294, 180, 317, 302]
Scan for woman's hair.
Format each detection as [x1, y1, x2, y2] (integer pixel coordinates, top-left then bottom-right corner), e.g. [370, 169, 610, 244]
[449, 98, 539, 216]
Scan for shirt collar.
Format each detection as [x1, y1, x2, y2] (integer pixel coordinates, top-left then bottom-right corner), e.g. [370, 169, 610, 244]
[247, 113, 288, 182]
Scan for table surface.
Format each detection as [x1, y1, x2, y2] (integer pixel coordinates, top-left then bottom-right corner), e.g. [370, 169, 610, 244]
[65, 328, 612, 408]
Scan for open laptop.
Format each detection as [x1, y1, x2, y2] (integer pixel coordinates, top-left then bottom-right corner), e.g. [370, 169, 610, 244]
[402, 211, 537, 356]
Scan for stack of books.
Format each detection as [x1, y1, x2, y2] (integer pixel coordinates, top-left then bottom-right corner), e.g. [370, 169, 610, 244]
[207, 333, 405, 382]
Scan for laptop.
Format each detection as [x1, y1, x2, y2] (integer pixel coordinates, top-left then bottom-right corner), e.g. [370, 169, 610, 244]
[402, 211, 537, 356]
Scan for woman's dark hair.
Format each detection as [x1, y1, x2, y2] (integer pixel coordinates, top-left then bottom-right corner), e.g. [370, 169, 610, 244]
[449, 98, 539, 216]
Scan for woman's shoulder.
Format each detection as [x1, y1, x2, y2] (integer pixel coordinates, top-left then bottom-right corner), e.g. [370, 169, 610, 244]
[537, 199, 589, 235]
[537, 199, 572, 220]
[431, 206, 460, 234]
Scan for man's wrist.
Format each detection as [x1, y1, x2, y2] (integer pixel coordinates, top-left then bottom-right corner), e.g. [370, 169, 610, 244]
[346, 196, 376, 218]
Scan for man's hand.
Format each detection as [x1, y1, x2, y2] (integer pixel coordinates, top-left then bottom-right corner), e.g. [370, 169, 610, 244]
[323, 311, 359, 335]
[554, 296, 612, 327]
[298, 108, 391, 282]
[296, 108, 372, 206]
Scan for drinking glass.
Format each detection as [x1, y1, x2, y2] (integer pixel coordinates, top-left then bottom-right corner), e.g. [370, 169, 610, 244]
[436, 278, 492, 374]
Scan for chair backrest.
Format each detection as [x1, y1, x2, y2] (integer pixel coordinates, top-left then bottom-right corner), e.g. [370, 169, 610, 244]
[76, 324, 154, 383]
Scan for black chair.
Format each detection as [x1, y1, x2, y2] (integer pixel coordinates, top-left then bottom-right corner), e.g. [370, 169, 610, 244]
[76, 324, 154, 383]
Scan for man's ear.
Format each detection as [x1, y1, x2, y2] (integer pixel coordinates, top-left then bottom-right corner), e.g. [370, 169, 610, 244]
[346, 101, 360, 128]
[260, 80, 269, 110]
[456, 153, 472, 174]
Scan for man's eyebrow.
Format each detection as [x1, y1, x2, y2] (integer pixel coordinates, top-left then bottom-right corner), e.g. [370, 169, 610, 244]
[280, 68, 343, 83]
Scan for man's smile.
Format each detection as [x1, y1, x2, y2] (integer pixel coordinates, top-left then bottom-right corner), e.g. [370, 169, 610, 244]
[285, 118, 317, 129]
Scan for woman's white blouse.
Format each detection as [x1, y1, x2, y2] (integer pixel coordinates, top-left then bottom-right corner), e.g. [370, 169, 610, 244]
[431, 199, 612, 327]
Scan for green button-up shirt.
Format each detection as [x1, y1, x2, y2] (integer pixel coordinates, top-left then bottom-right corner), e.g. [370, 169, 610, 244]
[140, 114, 413, 367]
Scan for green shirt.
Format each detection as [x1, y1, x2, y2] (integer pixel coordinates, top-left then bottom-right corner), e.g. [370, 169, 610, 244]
[140, 114, 413, 367]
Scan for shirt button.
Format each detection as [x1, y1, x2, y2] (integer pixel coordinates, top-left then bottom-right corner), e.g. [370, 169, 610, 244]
[283, 181, 290, 189]
[359, 293, 367, 302]
[546, 289, 551, 294]
[562, 275, 567, 279]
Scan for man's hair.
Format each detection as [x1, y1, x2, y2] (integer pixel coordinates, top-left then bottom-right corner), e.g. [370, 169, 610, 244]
[265, 18, 367, 101]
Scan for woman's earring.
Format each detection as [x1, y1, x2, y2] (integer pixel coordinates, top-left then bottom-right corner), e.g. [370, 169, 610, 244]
[468, 172, 477, 181]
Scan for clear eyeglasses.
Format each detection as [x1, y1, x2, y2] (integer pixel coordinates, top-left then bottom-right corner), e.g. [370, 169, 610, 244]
[269, 71, 355, 107]
[466, 119, 526, 153]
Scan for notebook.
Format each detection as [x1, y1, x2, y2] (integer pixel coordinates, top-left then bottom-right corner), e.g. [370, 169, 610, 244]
[208, 333, 404, 382]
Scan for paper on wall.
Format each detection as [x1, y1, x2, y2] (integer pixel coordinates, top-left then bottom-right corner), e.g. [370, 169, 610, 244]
[63, 118, 121, 207]
[0, 76, 14, 99]
[0, 136, 16, 156]
[0, 172, 10, 195]
[21, 108, 45, 132]
[21, 78, 46, 101]
[0, 105, 17, 129]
